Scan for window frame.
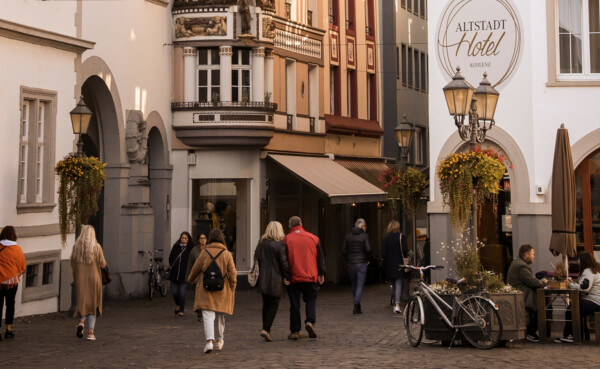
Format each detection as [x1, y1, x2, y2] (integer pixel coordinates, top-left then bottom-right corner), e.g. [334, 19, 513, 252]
[197, 48, 221, 103]
[22, 250, 61, 302]
[231, 48, 252, 102]
[17, 87, 57, 213]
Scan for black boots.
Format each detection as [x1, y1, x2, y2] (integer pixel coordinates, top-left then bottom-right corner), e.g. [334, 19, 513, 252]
[353, 303, 362, 314]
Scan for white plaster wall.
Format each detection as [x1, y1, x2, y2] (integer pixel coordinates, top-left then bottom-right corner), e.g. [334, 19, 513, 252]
[0, 1, 77, 37]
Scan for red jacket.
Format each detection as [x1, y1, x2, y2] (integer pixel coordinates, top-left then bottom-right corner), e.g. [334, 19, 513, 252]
[284, 226, 325, 283]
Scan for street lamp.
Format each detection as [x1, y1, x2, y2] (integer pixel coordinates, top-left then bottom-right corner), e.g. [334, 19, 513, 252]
[442, 67, 500, 243]
[443, 67, 499, 149]
[395, 114, 415, 170]
[70, 95, 92, 156]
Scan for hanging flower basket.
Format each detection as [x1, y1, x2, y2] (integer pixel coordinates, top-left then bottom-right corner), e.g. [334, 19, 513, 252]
[378, 166, 426, 217]
[436, 146, 507, 230]
[55, 154, 106, 244]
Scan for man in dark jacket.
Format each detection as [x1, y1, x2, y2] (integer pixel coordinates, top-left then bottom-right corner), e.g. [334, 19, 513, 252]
[342, 218, 371, 314]
[285, 216, 325, 340]
[507, 244, 548, 342]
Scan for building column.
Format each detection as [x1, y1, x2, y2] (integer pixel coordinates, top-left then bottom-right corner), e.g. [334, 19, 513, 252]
[252, 47, 265, 102]
[264, 49, 274, 102]
[183, 47, 196, 102]
[219, 46, 232, 102]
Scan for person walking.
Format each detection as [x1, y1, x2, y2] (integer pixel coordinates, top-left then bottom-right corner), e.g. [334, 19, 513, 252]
[0, 226, 26, 341]
[342, 218, 371, 314]
[254, 221, 291, 342]
[507, 244, 548, 342]
[285, 216, 325, 340]
[381, 220, 409, 314]
[555, 252, 600, 343]
[169, 231, 194, 317]
[71, 225, 107, 341]
[188, 229, 237, 353]
[187, 233, 207, 322]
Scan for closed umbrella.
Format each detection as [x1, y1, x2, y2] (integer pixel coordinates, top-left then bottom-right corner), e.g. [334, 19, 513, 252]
[549, 124, 576, 276]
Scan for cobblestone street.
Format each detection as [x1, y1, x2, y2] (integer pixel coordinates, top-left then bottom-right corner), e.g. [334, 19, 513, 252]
[1, 283, 597, 368]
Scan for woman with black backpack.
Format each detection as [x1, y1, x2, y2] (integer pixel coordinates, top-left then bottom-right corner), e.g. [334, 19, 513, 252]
[169, 231, 194, 317]
[188, 229, 237, 354]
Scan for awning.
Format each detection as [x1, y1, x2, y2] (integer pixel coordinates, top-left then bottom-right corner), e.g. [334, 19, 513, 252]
[324, 114, 383, 137]
[334, 158, 390, 188]
[268, 154, 387, 204]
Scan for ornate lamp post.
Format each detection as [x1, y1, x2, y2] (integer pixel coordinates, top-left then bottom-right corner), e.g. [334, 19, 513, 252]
[69, 96, 92, 157]
[395, 115, 415, 260]
[442, 67, 500, 242]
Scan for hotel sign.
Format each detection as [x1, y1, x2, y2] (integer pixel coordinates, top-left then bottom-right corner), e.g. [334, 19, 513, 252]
[436, 0, 522, 88]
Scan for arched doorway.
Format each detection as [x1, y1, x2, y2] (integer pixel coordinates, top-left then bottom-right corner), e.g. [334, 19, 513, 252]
[575, 148, 600, 254]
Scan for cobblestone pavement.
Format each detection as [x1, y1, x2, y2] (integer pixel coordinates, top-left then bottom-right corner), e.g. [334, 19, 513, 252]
[0, 283, 597, 368]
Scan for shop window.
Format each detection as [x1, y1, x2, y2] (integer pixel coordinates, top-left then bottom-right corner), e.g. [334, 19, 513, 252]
[22, 250, 60, 302]
[197, 48, 220, 102]
[17, 87, 57, 213]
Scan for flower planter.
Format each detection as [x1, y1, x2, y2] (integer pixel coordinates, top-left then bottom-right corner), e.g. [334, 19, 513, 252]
[422, 292, 526, 342]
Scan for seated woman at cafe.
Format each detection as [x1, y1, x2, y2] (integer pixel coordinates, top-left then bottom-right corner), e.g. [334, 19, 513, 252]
[556, 252, 600, 343]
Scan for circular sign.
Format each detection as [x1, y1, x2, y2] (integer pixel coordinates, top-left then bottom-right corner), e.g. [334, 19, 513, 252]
[436, 0, 523, 89]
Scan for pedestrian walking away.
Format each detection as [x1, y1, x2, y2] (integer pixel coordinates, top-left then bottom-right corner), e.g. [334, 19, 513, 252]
[169, 231, 194, 317]
[555, 252, 600, 343]
[187, 229, 237, 353]
[342, 218, 371, 314]
[0, 225, 26, 342]
[285, 216, 325, 340]
[188, 233, 207, 322]
[381, 220, 409, 314]
[506, 244, 548, 342]
[254, 221, 291, 342]
[70, 225, 107, 342]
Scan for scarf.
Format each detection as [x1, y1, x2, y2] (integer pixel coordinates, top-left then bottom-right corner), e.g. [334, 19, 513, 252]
[0, 240, 26, 288]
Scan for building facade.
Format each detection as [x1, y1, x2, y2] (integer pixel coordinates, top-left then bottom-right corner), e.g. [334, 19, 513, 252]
[428, 0, 600, 280]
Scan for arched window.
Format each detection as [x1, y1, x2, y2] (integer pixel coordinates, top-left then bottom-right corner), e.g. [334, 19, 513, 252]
[575, 148, 600, 252]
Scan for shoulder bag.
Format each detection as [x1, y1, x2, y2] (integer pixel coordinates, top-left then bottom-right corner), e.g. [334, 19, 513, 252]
[400, 233, 410, 273]
[101, 265, 112, 285]
[248, 258, 259, 287]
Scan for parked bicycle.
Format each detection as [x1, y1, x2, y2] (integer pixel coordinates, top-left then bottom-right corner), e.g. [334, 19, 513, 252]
[402, 264, 503, 350]
[139, 250, 169, 300]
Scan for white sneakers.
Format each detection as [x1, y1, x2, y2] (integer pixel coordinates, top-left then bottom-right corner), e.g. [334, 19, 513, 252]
[204, 341, 213, 353]
[216, 340, 224, 350]
[393, 304, 402, 314]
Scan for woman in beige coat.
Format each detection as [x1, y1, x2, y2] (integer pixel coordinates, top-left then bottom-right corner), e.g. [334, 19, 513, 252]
[188, 229, 236, 354]
[71, 225, 106, 341]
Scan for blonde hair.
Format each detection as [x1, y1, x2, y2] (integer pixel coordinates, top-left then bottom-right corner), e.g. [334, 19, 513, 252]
[261, 221, 285, 241]
[71, 225, 100, 264]
[386, 220, 401, 234]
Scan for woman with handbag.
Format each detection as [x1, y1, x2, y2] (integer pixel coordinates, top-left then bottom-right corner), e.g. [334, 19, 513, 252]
[71, 225, 106, 341]
[0, 226, 26, 341]
[382, 220, 409, 314]
[169, 231, 194, 317]
[253, 221, 290, 342]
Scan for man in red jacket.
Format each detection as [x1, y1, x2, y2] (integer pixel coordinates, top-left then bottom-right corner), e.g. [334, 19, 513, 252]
[284, 216, 325, 340]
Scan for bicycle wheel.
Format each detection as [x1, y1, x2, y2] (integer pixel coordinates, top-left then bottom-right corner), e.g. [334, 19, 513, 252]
[157, 273, 168, 297]
[148, 274, 155, 300]
[458, 296, 503, 349]
[404, 296, 424, 347]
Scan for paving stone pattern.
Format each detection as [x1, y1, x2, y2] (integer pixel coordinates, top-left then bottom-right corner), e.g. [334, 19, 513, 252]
[0, 284, 597, 368]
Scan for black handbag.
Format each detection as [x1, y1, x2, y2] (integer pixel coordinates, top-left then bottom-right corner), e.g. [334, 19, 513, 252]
[101, 265, 112, 285]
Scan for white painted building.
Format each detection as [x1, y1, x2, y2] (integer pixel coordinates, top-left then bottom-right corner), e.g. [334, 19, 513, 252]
[428, 0, 600, 280]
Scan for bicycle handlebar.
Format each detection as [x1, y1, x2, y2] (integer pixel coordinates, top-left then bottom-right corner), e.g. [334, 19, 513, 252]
[398, 264, 444, 271]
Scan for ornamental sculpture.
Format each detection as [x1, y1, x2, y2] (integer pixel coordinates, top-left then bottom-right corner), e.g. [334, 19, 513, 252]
[257, 0, 275, 10]
[238, 0, 253, 35]
[175, 16, 227, 38]
[125, 110, 148, 164]
[262, 17, 276, 39]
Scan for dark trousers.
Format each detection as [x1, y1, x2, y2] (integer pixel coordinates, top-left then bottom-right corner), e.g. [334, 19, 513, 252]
[526, 308, 538, 336]
[170, 281, 187, 312]
[563, 298, 600, 336]
[0, 285, 18, 327]
[261, 293, 280, 332]
[348, 263, 367, 305]
[288, 282, 318, 333]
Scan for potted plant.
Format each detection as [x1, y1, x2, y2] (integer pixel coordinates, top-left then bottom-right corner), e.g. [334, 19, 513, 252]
[264, 91, 272, 104]
[55, 153, 106, 244]
[437, 146, 507, 230]
[241, 90, 249, 106]
[211, 91, 220, 106]
[378, 167, 426, 218]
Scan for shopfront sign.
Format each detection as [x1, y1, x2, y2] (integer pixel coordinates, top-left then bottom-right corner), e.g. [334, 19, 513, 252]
[436, 0, 522, 88]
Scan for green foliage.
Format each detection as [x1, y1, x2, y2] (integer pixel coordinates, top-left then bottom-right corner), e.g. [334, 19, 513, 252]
[55, 154, 106, 244]
[437, 146, 506, 230]
[378, 166, 426, 217]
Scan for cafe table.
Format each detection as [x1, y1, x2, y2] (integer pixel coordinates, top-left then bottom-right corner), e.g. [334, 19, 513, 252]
[537, 288, 581, 343]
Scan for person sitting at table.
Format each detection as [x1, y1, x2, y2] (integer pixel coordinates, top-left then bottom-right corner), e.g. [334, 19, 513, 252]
[507, 244, 548, 342]
[555, 252, 600, 343]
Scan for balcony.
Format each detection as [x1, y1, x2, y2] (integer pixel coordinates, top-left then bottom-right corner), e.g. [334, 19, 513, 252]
[172, 101, 277, 148]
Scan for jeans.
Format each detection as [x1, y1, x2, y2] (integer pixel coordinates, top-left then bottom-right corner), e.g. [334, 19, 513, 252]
[0, 285, 18, 326]
[288, 282, 318, 333]
[202, 310, 225, 342]
[80, 314, 97, 331]
[348, 263, 368, 305]
[262, 294, 281, 332]
[171, 281, 187, 312]
[391, 278, 402, 305]
[563, 298, 600, 337]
